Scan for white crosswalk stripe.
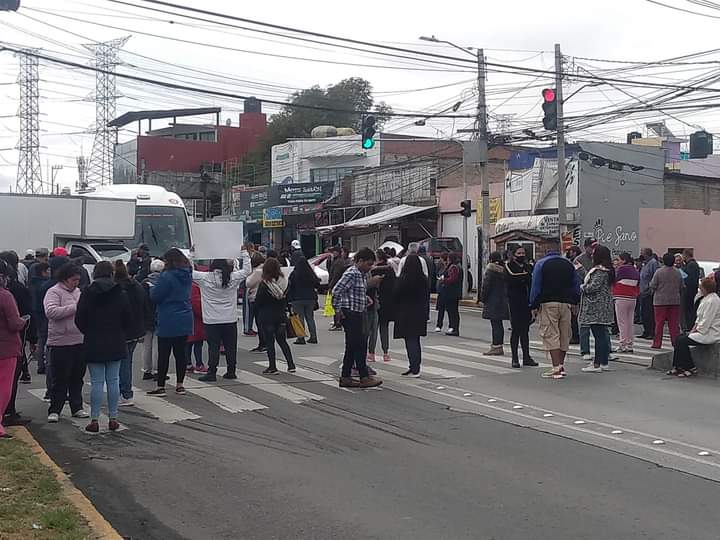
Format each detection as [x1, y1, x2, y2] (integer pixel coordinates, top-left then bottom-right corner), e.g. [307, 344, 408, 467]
[179, 378, 267, 413]
[297, 356, 339, 366]
[253, 361, 351, 391]
[526, 340, 656, 363]
[371, 357, 472, 379]
[226, 369, 325, 403]
[395, 350, 520, 375]
[427, 345, 552, 368]
[28, 389, 128, 433]
[129, 387, 200, 423]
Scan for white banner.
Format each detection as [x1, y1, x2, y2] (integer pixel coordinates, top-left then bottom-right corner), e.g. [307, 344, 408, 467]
[191, 222, 244, 260]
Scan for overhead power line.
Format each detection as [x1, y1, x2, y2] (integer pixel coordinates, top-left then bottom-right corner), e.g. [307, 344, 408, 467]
[645, 0, 720, 18]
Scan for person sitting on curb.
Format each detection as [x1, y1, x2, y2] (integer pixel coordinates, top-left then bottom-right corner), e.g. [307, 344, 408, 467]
[668, 277, 720, 377]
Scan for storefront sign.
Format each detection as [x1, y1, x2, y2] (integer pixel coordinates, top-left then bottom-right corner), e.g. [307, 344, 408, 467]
[263, 207, 283, 228]
[249, 189, 269, 220]
[275, 182, 334, 205]
[476, 197, 503, 225]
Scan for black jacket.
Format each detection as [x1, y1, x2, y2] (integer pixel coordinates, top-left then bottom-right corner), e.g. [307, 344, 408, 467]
[481, 262, 509, 321]
[393, 275, 429, 339]
[75, 278, 132, 363]
[289, 249, 305, 268]
[128, 254, 151, 283]
[255, 280, 289, 325]
[375, 265, 397, 323]
[504, 260, 533, 325]
[288, 269, 320, 303]
[117, 277, 147, 341]
[7, 279, 37, 346]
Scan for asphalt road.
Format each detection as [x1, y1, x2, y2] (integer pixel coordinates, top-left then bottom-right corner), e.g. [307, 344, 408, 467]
[18, 308, 720, 540]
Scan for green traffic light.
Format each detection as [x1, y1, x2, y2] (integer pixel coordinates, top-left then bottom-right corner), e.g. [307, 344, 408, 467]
[362, 138, 375, 149]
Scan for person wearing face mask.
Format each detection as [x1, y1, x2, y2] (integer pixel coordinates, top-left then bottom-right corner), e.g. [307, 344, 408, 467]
[43, 263, 88, 423]
[504, 247, 538, 369]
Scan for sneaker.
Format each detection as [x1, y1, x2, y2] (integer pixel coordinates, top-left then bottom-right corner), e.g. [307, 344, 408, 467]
[250, 347, 266, 353]
[383, 353, 391, 362]
[108, 419, 120, 432]
[19, 374, 31, 384]
[72, 410, 90, 419]
[339, 377, 361, 388]
[582, 354, 592, 361]
[142, 371, 155, 381]
[294, 338, 306, 345]
[401, 370, 420, 378]
[175, 386, 187, 395]
[85, 420, 99, 433]
[367, 353, 376, 363]
[287, 366, 297, 373]
[118, 398, 134, 407]
[262, 367, 279, 375]
[542, 369, 565, 379]
[222, 372, 237, 380]
[434, 327, 442, 333]
[445, 329, 460, 337]
[581, 364, 603, 373]
[244, 330, 258, 337]
[198, 373, 217, 382]
[522, 359, 539, 367]
[195, 365, 208, 374]
[47, 413, 59, 423]
[608, 352, 619, 361]
[359, 376, 383, 388]
[601, 365, 615, 372]
[485, 346, 504, 356]
[307, 338, 318, 344]
[147, 387, 167, 397]
[42, 392, 50, 402]
[186, 365, 195, 374]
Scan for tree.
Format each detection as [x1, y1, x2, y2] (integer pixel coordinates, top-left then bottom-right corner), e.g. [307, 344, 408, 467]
[226, 77, 394, 186]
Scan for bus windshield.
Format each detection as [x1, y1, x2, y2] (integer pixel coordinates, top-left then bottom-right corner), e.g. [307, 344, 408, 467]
[132, 206, 191, 257]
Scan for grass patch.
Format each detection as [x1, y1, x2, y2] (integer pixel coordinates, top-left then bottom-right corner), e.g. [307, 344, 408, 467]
[0, 432, 93, 540]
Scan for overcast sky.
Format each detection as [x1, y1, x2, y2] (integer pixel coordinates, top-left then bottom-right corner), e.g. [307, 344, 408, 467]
[2, 0, 720, 191]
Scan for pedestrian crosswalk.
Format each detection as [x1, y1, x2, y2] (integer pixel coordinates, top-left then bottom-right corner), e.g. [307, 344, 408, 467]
[23, 336, 667, 435]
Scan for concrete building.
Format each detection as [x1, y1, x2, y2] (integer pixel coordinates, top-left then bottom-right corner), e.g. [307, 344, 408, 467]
[112, 103, 266, 219]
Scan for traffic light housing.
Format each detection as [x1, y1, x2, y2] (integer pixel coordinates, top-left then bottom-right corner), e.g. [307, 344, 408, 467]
[361, 115, 376, 150]
[541, 88, 557, 131]
[460, 199, 471, 218]
[0, 0, 20, 11]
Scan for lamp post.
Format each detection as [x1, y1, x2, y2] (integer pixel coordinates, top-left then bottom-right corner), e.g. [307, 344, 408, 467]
[420, 36, 488, 298]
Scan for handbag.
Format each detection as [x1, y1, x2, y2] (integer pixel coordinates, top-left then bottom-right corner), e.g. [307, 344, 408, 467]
[288, 313, 306, 338]
[323, 293, 335, 317]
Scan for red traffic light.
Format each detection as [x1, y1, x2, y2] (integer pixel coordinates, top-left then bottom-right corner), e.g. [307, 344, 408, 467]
[542, 88, 556, 103]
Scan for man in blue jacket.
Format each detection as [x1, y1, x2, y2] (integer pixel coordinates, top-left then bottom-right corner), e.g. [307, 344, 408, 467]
[530, 251, 581, 379]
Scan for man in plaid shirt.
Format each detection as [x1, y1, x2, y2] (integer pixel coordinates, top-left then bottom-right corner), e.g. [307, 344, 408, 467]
[332, 248, 383, 388]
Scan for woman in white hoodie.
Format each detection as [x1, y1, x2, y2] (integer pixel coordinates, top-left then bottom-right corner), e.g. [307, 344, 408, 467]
[193, 254, 251, 382]
[669, 277, 720, 377]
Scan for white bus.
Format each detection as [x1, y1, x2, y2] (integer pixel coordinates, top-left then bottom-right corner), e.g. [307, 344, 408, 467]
[83, 184, 193, 257]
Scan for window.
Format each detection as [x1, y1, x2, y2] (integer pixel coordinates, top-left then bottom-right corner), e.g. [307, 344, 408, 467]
[199, 131, 216, 142]
[310, 167, 356, 183]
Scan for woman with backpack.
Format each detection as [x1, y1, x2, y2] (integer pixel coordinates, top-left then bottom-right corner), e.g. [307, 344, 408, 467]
[75, 262, 132, 432]
[255, 257, 296, 375]
[148, 249, 193, 397]
[193, 257, 251, 382]
[113, 260, 146, 407]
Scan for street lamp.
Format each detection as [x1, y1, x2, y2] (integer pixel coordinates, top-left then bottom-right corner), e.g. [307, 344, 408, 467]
[419, 35, 488, 299]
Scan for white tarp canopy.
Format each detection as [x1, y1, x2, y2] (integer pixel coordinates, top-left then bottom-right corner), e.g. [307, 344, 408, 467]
[316, 204, 436, 234]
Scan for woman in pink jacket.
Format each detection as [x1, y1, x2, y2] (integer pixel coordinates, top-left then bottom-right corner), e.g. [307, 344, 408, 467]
[0, 259, 27, 440]
[43, 263, 88, 423]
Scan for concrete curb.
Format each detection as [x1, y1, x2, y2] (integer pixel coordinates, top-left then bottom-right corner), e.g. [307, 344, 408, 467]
[10, 427, 123, 540]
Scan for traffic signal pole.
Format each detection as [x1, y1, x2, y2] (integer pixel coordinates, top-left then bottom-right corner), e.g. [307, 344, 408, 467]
[555, 43, 567, 248]
[477, 47, 489, 300]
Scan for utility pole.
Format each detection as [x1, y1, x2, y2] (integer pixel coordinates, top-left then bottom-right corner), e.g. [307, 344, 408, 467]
[555, 43, 566, 247]
[477, 47, 489, 298]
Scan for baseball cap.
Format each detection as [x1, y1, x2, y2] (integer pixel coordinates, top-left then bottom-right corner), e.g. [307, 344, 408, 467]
[25, 249, 35, 257]
[52, 247, 68, 257]
[291, 240, 301, 249]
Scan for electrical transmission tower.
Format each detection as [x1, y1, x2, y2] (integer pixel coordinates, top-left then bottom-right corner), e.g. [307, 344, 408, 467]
[15, 50, 43, 194]
[84, 37, 129, 187]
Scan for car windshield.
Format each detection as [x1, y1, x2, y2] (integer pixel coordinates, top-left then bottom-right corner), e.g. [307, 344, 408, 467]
[91, 245, 131, 262]
[132, 206, 191, 257]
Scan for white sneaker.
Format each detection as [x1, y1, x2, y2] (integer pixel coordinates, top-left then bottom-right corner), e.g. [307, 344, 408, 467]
[581, 363, 603, 373]
[119, 398, 135, 407]
[434, 327, 442, 333]
[601, 365, 615, 372]
[72, 410, 90, 418]
[582, 354, 592, 361]
[608, 353, 619, 361]
[47, 413, 59, 423]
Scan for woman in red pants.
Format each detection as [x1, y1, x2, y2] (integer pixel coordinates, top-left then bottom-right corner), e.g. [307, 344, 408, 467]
[0, 259, 28, 440]
[649, 253, 684, 349]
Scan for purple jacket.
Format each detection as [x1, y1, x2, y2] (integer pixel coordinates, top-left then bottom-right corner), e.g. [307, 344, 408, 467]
[44, 282, 83, 346]
[0, 287, 26, 359]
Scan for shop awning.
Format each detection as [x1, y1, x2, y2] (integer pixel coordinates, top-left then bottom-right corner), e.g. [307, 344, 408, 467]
[316, 204, 436, 234]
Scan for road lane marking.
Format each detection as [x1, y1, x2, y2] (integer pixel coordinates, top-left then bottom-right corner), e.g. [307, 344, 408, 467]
[129, 387, 200, 423]
[180, 378, 267, 413]
[428, 345, 551, 368]
[234, 370, 325, 403]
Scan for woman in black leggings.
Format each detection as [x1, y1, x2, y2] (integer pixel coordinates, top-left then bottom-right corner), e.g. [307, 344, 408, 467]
[504, 247, 538, 368]
[255, 257, 295, 375]
[147, 248, 193, 397]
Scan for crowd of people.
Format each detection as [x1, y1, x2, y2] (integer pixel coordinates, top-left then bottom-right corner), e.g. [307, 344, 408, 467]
[1, 236, 718, 438]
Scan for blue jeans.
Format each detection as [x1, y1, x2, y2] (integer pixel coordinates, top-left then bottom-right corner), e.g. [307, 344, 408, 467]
[590, 325, 610, 366]
[88, 360, 121, 420]
[579, 326, 591, 355]
[120, 342, 136, 399]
